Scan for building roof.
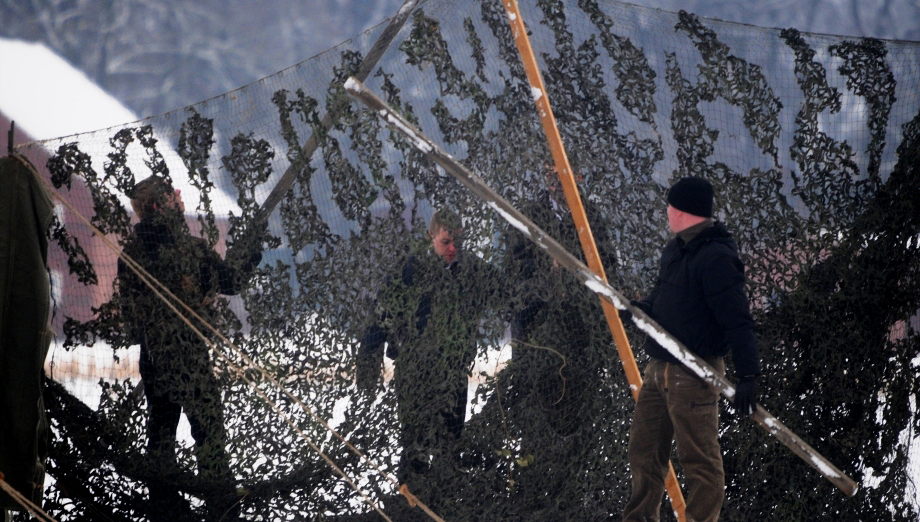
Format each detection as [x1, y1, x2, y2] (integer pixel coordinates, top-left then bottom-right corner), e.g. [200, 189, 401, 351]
[0, 37, 139, 142]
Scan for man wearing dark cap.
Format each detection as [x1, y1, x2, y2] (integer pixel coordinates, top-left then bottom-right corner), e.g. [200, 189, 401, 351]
[623, 177, 760, 522]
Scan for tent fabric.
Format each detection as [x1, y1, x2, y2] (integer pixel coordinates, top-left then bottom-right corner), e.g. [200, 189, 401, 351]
[0, 155, 53, 510]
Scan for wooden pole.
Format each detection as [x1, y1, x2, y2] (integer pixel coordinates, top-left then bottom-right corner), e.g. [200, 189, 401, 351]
[254, 0, 421, 224]
[344, 76, 860, 498]
[500, 1, 687, 518]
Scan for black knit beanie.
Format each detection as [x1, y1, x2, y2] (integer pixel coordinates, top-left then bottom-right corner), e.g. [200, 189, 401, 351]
[667, 177, 713, 218]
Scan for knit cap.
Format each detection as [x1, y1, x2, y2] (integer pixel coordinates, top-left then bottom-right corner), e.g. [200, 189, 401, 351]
[667, 177, 713, 218]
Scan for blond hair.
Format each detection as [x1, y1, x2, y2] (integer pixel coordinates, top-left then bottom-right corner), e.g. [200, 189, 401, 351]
[428, 210, 462, 237]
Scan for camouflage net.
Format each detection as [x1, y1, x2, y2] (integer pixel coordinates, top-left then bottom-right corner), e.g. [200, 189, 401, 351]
[10, 0, 920, 520]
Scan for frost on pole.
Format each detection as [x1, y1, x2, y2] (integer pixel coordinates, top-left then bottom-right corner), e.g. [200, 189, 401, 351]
[530, 85, 544, 103]
[487, 201, 529, 237]
[377, 109, 432, 154]
[343, 76, 363, 94]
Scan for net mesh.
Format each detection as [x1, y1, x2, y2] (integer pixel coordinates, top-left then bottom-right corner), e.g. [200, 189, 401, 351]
[10, 0, 920, 520]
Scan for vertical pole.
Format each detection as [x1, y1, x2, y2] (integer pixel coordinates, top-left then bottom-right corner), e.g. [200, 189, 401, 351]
[7, 121, 14, 155]
[500, 2, 687, 519]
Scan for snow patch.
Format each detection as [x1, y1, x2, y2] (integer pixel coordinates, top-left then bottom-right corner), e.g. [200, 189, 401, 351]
[581, 270, 626, 310]
[379, 109, 432, 154]
[762, 415, 779, 432]
[343, 76, 363, 94]
[530, 85, 543, 103]
[0, 38, 239, 214]
[329, 396, 351, 430]
[0, 37, 138, 140]
[397, 0, 417, 17]
[581, 272, 623, 308]
[809, 454, 842, 479]
[488, 201, 529, 237]
[631, 315, 718, 389]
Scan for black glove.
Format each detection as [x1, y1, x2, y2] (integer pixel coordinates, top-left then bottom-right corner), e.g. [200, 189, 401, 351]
[617, 299, 643, 323]
[227, 219, 267, 271]
[734, 375, 759, 418]
[356, 348, 383, 395]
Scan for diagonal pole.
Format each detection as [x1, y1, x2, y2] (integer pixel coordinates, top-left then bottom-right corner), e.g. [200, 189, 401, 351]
[254, 0, 421, 224]
[500, 1, 687, 518]
[344, 76, 860, 498]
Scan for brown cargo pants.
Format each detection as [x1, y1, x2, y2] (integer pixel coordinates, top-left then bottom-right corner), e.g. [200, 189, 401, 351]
[623, 357, 726, 522]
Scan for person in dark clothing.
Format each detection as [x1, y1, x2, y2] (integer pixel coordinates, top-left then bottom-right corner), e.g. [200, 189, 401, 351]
[623, 177, 760, 522]
[357, 211, 501, 500]
[501, 185, 619, 519]
[117, 176, 260, 520]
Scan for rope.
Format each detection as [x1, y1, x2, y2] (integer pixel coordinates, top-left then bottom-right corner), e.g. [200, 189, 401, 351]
[510, 338, 569, 405]
[17, 153, 446, 521]
[0, 474, 58, 522]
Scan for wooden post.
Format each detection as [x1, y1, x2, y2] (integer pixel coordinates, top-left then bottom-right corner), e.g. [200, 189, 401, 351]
[500, 1, 687, 518]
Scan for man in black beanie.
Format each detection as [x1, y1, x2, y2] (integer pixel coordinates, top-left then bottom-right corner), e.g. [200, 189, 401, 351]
[623, 177, 760, 521]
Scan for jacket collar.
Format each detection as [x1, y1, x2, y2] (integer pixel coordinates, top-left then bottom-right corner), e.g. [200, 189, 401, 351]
[679, 220, 732, 253]
[425, 248, 460, 272]
[677, 218, 714, 245]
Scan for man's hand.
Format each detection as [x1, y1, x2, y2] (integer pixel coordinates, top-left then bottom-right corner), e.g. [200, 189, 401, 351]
[734, 375, 759, 418]
[617, 299, 645, 324]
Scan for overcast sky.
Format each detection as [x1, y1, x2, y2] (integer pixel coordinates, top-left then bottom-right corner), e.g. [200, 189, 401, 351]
[2, 0, 918, 142]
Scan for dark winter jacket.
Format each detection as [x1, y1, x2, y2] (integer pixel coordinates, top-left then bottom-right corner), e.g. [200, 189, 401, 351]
[637, 221, 760, 377]
[118, 212, 260, 398]
[358, 250, 499, 391]
[503, 193, 616, 438]
[357, 247, 504, 433]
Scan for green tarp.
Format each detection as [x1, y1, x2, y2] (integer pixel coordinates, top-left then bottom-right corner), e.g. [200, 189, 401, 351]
[0, 155, 52, 511]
